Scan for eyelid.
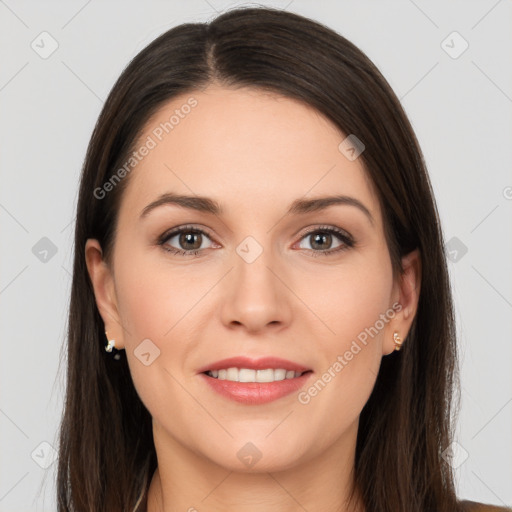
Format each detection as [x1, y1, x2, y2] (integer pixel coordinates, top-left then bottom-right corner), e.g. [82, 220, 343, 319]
[157, 224, 216, 244]
[296, 224, 354, 243]
[158, 224, 353, 242]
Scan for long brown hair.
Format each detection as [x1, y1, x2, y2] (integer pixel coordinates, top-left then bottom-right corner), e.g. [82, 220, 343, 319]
[57, 6, 461, 511]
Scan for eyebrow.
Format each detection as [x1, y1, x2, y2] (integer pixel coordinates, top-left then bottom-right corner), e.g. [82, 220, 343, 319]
[139, 192, 374, 225]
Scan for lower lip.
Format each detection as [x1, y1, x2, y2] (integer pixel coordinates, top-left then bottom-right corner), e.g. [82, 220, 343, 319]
[199, 371, 313, 405]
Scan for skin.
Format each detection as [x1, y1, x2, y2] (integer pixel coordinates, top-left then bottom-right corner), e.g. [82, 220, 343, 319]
[86, 84, 421, 512]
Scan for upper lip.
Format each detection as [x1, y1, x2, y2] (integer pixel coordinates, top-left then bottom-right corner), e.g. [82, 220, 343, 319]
[197, 356, 312, 374]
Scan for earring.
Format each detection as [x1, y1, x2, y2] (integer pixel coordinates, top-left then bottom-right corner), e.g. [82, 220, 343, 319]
[393, 331, 403, 351]
[105, 331, 121, 360]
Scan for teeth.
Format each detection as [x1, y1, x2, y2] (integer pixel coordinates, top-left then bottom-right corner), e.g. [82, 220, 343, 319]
[207, 367, 303, 382]
[226, 367, 238, 381]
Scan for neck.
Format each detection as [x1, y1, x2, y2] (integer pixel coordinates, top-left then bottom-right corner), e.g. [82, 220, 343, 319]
[146, 420, 364, 512]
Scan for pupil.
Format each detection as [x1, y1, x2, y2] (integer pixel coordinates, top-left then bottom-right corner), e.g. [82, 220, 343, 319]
[180, 232, 201, 250]
[312, 233, 331, 250]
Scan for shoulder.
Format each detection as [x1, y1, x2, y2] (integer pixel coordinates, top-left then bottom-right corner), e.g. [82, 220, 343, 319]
[458, 499, 512, 511]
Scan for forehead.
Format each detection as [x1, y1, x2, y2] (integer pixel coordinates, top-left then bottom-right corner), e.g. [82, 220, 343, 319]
[119, 85, 379, 222]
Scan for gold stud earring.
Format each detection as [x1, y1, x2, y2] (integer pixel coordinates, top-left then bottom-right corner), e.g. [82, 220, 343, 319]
[393, 332, 403, 351]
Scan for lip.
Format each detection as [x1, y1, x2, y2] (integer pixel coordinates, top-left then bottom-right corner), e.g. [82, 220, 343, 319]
[199, 371, 313, 405]
[196, 356, 311, 374]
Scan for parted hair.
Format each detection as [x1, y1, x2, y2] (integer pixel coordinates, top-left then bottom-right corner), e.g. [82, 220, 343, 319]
[57, 6, 462, 511]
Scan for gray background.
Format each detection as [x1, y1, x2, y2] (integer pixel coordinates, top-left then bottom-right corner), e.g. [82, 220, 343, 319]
[1, 1, 511, 510]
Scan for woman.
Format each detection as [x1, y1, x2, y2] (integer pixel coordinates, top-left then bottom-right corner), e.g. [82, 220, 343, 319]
[56, 6, 511, 512]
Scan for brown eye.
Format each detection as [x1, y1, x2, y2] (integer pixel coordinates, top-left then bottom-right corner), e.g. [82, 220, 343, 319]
[177, 231, 203, 251]
[308, 232, 335, 250]
[296, 226, 354, 257]
[159, 227, 215, 256]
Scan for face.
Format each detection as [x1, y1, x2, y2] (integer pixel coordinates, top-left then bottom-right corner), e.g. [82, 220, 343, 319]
[87, 84, 419, 473]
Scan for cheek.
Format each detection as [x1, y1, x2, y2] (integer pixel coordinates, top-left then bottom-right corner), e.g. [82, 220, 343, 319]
[298, 254, 393, 410]
[306, 255, 393, 347]
[113, 246, 206, 345]
[112, 246, 216, 396]
[112, 251, 205, 417]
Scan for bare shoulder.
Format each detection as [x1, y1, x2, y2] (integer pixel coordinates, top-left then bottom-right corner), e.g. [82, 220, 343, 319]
[459, 499, 512, 512]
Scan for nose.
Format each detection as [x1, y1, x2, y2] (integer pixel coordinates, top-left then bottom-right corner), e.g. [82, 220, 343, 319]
[219, 244, 293, 335]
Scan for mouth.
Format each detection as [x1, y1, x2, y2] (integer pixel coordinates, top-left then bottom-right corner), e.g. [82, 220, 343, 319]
[197, 356, 314, 405]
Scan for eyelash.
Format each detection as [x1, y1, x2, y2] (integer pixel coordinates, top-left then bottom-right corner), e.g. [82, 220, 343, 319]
[157, 224, 355, 258]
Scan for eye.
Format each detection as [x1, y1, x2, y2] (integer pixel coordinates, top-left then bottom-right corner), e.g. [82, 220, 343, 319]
[158, 225, 216, 256]
[296, 226, 354, 257]
[157, 224, 354, 258]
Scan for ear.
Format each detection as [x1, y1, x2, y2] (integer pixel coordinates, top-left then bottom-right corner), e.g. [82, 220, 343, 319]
[84, 239, 125, 349]
[383, 248, 421, 355]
